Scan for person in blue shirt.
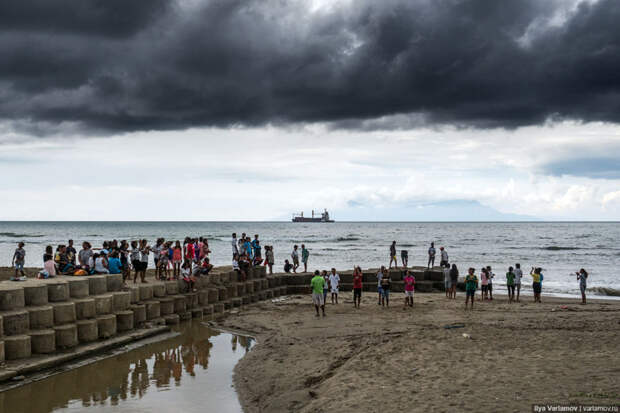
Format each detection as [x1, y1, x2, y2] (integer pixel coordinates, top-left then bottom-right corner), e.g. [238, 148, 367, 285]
[107, 251, 122, 274]
[244, 237, 253, 259]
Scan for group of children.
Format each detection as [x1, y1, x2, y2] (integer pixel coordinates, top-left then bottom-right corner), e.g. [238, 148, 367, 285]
[231, 233, 275, 280]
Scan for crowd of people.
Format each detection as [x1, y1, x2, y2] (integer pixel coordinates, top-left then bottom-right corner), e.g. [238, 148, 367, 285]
[9, 237, 591, 308]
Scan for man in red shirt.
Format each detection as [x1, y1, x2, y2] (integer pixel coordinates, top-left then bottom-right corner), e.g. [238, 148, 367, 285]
[353, 266, 363, 308]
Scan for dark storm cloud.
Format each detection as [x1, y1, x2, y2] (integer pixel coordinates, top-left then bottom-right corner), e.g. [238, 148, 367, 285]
[1, 0, 619, 133]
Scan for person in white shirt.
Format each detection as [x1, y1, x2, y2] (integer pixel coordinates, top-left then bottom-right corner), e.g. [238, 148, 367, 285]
[514, 263, 523, 302]
[329, 268, 340, 304]
[486, 265, 495, 300]
[439, 247, 449, 267]
[291, 245, 300, 273]
[231, 233, 239, 257]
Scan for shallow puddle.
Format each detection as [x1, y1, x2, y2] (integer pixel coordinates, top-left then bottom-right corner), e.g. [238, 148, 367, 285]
[0, 322, 254, 413]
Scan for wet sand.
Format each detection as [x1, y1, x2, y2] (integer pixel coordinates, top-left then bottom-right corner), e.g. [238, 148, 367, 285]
[219, 292, 620, 412]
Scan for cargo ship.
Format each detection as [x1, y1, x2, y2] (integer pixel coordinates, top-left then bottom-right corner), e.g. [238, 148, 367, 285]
[292, 209, 334, 223]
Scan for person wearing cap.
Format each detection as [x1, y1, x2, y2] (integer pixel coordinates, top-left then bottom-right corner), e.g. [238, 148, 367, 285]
[439, 246, 449, 267]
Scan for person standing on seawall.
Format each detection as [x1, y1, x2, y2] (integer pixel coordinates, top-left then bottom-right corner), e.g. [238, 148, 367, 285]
[389, 241, 398, 269]
[427, 242, 436, 268]
[291, 245, 300, 273]
[401, 249, 408, 268]
[439, 246, 448, 267]
[301, 244, 309, 273]
[576, 269, 588, 305]
[231, 233, 239, 257]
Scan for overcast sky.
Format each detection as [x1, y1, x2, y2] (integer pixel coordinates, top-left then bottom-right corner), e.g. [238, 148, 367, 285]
[1, 0, 619, 221]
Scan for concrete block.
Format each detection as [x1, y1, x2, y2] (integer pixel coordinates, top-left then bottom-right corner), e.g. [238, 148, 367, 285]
[2, 310, 30, 336]
[76, 319, 98, 343]
[179, 311, 192, 321]
[223, 300, 231, 310]
[27, 306, 53, 329]
[96, 314, 117, 339]
[202, 305, 214, 317]
[164, 314, 180, 325]
[5, 334, 31, 359]
[138, 285, 153, 301]
[112, 291, 131, 311]
[273, 288, 280, 297]
[198, 291, 209, 306]
[227, 285, 236, 299]
[130, 304, 146, 325]
[242, 296, 251, 305]
[106, 274, 123, 292]
[23, 283, 48, 306]
[177, 279, 187, 294]
[253, 279, 261, 292]
[54, 324, 78, 349]
[256, 266, 266, 277]
[232, 298, 242, 307]
[152, 283, 166, 298]
[213, 303, 224, 313]
[0, 285, 26, 310]
[218, 287, 228, 301]
[88, 275, 107, 295]
[30, 329, 56, 354]
[47, 281, 70, 302]
[128, 285, 140, 303]
[115, 310, 134, 332]
[0, 340, 4, 362]
[261, 279, 269, 290]
[159, 297, 174, 315]
[251, 294, 258, 303]
[95, 294, 113, 315]
[164, 280, 179, 295]
[184, 293, 197, 309]
[191, 308, 203, 318]
[207, 288, 219, 303]
[172, 295, 187, 314]
[151, 317, 165, 326]
[246, 281, 255, 294]
[67, 278, 89, 298]
[267, 277, 276, 288]
[258, 292, 267, 301]
[52, 301, 76, 325]
[74, 298, 96, 320]
[0, 314, 3, 336]
[265, 290, 274, 299]
[144, 300, 161, 320]
[416, 281, 433, 292]
[236, 283, 246, 296]
[427, 270, 444, 282]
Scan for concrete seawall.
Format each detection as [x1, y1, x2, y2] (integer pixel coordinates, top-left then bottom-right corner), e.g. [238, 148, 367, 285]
[0, 265, 448, 382]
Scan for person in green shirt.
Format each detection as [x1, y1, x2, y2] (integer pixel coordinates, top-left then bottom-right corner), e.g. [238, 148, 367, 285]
[464, 267, 478, 310]
[310, 270, 326, 317]
[506, 266, 516, 303]
[301, 244, 310, 273]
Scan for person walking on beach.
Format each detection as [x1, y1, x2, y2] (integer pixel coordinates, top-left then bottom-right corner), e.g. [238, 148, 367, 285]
[465, 268, 478, 310]
[401, 249, 408, 268]
[449, 264, 459, 299]
[480, 267, 488, 300]
[376, 266, 385, 305]
[11, 242, 26, 279]
[514, 263, 523, 302]
[389, 241, 398, 269]
[439, 246, 448, 267]
[353, 266, 363, 308]
[380, 269, 391, 307]
[403, 270, 415, 308]
[291, 245, 299, 273]
[301, 244, 309, 273]
[506, 266, 516, 303]
[322, 270, 330, 304]
[530, 267, 543, 303]
[576, 268, 588, 304]
[329, 268, 340, 304]
[311, 270, 326, 317]
[486, 265, 495, 300]
[427, 242, 436, 268]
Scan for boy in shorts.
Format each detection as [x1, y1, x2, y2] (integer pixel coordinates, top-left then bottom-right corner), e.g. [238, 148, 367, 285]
[403, 270, 415, 308]
[12, 242, 26, 279]
[329, 268, 340, 304]
[401, 249, 408, 268]
[465, 268, 478, 310]
[311, 270, 326, 317]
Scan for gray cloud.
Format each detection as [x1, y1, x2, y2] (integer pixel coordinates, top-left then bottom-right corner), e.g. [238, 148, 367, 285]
[540, 157, 620, 179]
[1, 0, 620, 134]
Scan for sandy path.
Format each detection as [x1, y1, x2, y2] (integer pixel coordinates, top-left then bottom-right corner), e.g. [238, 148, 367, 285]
[219, 292, 620, 413]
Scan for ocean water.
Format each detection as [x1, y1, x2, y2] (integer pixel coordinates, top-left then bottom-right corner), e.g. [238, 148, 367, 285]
[1, 221, 618, 298]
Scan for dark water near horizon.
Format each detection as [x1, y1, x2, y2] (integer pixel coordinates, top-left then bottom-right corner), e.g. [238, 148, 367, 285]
[1, 221, 619, 297]
[0, 322, 254, 413]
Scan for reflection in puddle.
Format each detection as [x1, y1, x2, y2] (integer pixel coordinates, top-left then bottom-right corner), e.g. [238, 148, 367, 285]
[0, 322, 254, 413]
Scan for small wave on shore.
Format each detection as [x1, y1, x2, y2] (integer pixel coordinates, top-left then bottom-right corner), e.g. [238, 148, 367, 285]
[587, 287, 620, 297]
[542, 246, 582, 251]
[0, 232, 45, 238]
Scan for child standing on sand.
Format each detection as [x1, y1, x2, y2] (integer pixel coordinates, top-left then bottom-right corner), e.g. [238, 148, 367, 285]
[12, 242, 26, 279]
[380, 270, 391, 307]
[321, 270, 330, 304]
[530, 267, 542, 303]
[329, 268, 340, 304]
[311, 270, 326, 317]
[506, 266, 516, 303]
[480, 267, 488, 300]
[465, 268, 478, 310]
[486, 265, 495, 300]
[514, 263, 523, 302]
[403, 270, 415, 308]
[449, 264, 459, 299]
[130, 241, 141, 283]
[353, 266, 363, 308]
[576, 268, 588, 305]
[376, 266, 385, 305]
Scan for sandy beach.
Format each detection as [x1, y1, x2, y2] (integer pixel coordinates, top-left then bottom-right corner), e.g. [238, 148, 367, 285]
[219, 291, 620, 412]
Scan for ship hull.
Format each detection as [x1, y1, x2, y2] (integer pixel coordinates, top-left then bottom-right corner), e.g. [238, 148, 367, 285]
[292, 218, 334, 222]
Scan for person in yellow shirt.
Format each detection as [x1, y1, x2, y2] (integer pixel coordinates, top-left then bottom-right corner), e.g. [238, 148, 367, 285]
[530, 267, 542, 303]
